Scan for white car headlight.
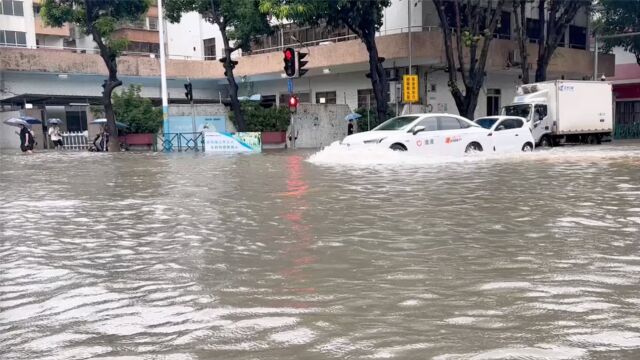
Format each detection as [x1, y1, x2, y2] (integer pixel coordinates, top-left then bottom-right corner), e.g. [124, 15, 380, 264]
[363, 137, 386, 144]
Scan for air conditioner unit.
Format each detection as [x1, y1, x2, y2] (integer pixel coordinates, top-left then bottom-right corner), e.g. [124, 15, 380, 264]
[506, 50, 521, 67]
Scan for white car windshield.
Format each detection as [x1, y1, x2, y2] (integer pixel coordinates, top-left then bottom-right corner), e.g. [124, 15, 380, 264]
[475, 117, 499, 129]
[373, 116, 419, 131]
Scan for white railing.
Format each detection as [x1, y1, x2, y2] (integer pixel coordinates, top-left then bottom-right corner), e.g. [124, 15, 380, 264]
[61, 131, 89, 150]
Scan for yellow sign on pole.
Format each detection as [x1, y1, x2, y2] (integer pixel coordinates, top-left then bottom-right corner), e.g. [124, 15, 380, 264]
[403, 74, 419, 103]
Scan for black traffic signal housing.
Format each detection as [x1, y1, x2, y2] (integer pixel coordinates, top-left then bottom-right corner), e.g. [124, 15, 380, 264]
[219, 57, 239, 78]
[295, 50, 308, 78]
[283, 47, 296, 78]
[184, 82, 193, 102]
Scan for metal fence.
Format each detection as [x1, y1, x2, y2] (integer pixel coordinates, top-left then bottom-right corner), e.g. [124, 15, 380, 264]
[614, 123, 640, 140]
[154, 132, 205, 152]
[61, 131, 89, 150]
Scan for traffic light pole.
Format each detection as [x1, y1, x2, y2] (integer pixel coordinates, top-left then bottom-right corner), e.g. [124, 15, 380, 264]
[158, 0, 169, 133]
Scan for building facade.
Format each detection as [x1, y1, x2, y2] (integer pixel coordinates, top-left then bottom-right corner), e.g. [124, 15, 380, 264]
[1, 0, 615, 134]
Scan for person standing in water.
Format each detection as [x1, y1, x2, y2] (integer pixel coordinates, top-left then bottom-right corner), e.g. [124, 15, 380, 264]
[48, 123, 63, 149]
[19, 125, 35, 153]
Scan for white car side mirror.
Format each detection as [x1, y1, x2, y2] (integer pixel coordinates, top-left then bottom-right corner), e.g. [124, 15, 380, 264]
[412, 126, 426, 135]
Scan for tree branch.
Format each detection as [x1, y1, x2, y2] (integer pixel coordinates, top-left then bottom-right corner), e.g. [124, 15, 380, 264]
[453, 0, 469, 88]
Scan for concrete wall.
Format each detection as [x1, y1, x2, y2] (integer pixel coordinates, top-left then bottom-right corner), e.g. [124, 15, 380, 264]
[289, 104, 351, 148]
[0, 111, 23, 150]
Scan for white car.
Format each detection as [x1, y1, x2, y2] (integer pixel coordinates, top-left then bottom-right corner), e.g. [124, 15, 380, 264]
[474, 116, 535, 152]
[341, 113, 492, 156]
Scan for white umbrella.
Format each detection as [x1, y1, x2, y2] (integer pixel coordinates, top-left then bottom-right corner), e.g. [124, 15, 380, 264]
[48, 118, 63, 125]
[3, 118, 30, 128]
[90, 118, 128, 129]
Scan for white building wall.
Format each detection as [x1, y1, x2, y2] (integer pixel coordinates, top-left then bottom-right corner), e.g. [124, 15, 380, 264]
[0, 0, 36, 47]
[166, 12, 236, 60]
[381, 0, 422, 35]
[613, 47, 637, 65]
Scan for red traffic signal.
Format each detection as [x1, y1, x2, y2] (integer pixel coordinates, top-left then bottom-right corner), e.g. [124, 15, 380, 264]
[283, 47, 296, 78]
[288, 95, 298, 111]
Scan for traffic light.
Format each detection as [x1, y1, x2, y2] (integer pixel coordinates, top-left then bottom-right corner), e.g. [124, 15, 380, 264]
[219, 57, 239, 78]
[288, 95, 298, 112]
[184, 82, 193, 102]
[283, 47, 296, 78]
[295, 50, 308, 78]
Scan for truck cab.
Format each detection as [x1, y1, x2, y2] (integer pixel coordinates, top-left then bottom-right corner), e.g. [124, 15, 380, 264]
[502, 102, 552, 147]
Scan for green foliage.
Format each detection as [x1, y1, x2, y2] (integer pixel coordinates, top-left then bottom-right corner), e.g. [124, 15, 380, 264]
[355, 107, 395, 130]
[597, 0, 640, 65]
[112, 85, 162, 134]
[259, 0, 390, 37]
[165, 0, 272, 52]
[229, 103, 290, 132]
[41, 0, 149, 56]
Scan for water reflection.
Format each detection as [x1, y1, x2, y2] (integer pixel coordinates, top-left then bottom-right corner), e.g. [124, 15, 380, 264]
[1, 145, 640, 359]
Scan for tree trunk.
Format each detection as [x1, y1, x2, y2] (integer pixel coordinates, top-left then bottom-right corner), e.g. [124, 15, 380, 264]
[220, 28, 246, 132]
[513, 0, 530, 84]
[362, 30, 388, 123]
[91, 26, 122, 152]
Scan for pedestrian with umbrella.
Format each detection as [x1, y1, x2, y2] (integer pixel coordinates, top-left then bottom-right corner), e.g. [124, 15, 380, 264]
[48, 118, 64, 150]
[3, 118, 36, 153]
[344, 113, 362, 136]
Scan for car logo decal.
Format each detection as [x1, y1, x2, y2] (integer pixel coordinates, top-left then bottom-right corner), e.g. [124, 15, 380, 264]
[417, 140, 423, 147]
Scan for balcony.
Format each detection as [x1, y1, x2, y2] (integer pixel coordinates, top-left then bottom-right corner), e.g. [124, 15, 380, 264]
[0, 29, 614, 81]
[34, 16, 70, 37]
[113, 28, 159, 44]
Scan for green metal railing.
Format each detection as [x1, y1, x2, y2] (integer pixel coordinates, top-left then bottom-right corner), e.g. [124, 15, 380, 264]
[613, 123, 640, 140]
[154, 132, 205, 152]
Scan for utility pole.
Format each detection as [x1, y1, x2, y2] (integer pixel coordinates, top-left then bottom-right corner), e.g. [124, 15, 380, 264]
[157, 0, 169, 133]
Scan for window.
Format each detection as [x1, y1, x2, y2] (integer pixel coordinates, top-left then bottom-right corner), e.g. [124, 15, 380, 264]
[438, 117, 463, 130]
[126, 41, 159, 56]
[315, 91, 336, 104]
[497, 118, 524, 130]
[0, 30, 26, 46]
[148, 17, 158, 30]
[534, 104, 547, 120]
[414, 118, 438, 132]
[486, 88, 501, 116]
[66, 111, 87, 132]
[374, 116, 419, 131]
[569, 25, 586, 50]
[526, 18, 540, 43]
[203, 37, 216, 60]
[495, 11, 511, 39]
[1, 0, 23, 16]
[357, 89, 375, 109]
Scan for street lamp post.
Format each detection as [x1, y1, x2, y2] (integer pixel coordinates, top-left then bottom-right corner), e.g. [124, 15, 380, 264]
[157, 0, 169, 133]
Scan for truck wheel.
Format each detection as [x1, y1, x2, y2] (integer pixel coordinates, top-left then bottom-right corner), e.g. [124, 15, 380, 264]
[465, 142, 483, 153]
[587, 135, 597, 145]
[522, 142, 534, 152]
[539, 136, 553, 148]
[390, 143, 407, 151]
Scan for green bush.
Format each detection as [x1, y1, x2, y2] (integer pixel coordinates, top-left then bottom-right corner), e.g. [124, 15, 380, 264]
[229, 102, 290, 132]
[112, 85, 162, 134]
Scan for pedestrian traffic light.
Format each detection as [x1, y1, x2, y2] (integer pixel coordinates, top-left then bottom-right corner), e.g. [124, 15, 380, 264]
[295, 50, 308, 78]
[288, 95, 298, 112]
[184, 82, 193, 102]
[283, 47, 296, 78]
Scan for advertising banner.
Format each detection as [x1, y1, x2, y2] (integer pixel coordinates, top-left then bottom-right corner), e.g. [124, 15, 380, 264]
[204, 132, 262, 153]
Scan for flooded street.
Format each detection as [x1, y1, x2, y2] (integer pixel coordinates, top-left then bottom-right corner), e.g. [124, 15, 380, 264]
[2, 143, 640, 359]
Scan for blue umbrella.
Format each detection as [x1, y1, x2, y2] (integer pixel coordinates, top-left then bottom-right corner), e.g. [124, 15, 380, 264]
[344, 113, 362, 122]
[21, 116, 42, 125]
[90, 118, 128, 129]
[48, 118, 63, 125]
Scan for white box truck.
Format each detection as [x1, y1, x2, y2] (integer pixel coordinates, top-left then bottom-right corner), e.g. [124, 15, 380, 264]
[502, 80, 613, 147]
